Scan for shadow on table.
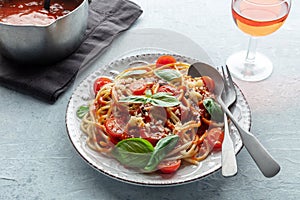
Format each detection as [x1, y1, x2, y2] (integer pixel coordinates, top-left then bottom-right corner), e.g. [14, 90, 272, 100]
[93, 171, 233, 200]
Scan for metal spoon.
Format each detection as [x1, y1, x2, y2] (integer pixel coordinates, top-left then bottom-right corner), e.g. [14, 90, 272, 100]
[188, 62, 280, 177]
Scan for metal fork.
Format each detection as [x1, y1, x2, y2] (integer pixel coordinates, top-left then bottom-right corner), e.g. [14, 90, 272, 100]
[221, 65, 238, 177]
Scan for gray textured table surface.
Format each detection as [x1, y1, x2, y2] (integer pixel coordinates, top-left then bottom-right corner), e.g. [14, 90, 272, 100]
[1, 0, 300, 199]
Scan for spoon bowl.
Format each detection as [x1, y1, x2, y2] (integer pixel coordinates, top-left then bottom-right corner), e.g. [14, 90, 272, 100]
[188, 62, 224, 94]
[188, 62, 280, 177]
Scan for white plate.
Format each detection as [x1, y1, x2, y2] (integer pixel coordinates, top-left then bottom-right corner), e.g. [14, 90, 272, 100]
[65, 53, 251, 186]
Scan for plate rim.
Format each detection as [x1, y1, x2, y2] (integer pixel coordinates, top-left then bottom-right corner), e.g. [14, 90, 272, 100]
[65, 53, 251, 186]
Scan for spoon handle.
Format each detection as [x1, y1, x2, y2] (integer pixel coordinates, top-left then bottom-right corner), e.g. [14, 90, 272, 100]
[218, 98, 280, 177]
[222, 113, 238, 177]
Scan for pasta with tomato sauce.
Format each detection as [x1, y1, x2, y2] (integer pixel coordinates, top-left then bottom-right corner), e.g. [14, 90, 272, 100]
[79, 55, 224, 173]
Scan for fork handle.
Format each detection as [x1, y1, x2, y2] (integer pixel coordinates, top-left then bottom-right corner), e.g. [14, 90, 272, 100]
[218, 97, 281, 177]
[222, 113, 238, 177]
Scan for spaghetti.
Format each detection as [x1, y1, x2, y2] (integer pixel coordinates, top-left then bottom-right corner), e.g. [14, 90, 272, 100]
[79, 55, 224, 173]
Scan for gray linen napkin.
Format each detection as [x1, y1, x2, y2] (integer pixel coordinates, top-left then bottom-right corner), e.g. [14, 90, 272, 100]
[0, 0, 142, 103]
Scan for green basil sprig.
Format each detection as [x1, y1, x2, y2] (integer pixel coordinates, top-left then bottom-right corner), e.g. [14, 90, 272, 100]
[112, 138, 154, 168]
[112, 135, 179, 171]
[154, 69, 181, 82]
[119, 91, 180, 107]
[203, 98, 224, 122]
[144, 134, 179, 172]
[76, 105, 89, 119]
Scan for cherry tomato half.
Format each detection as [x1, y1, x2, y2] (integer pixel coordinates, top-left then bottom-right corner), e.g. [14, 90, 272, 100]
[201, 76, 215, 92]
[129, 81, 148, 95]
[206, 127, 224, 151]
[157, 85, 179, 96]
[156, 55, 177, 68]
[158, 160, 181, 174]
[104, 117, 128, 144]
[93, 77, 112, 95]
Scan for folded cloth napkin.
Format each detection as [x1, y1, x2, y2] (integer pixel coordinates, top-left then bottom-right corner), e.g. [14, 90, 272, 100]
[0, 0, 142, 104]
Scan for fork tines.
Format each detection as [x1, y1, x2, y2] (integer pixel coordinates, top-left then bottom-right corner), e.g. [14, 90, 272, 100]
[222, 65, 235, 88]
[225, 65, 234, 87]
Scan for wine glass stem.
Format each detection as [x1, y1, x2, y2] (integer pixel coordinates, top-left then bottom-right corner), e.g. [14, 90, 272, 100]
[245, 36, 257, 64]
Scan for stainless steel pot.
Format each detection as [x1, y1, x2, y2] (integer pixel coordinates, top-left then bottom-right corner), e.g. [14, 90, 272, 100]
[0, 0, 89, 64]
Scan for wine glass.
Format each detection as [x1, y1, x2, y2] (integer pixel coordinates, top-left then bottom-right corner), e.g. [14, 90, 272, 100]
[226, 0, 291, 81]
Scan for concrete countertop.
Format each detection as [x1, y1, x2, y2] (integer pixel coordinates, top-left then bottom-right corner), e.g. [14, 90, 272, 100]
[1, 0, 299, 199]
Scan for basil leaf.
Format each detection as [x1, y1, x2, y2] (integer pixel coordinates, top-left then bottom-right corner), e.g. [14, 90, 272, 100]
[150, 92, 180, 107]
[154, 69, 181, 82]
[119, 92, 180, 107]
[112, 138, 154, 168]
[115, 138, 154, 152]
[118, 96, 147, 104]
[76, 105, 89, 119]
[203, 98, 224, 122]
[150, 99, 180, 107]
[113, 149, 153, 168]
[121, 70, 148, 77]
[144, 135, 179, 172]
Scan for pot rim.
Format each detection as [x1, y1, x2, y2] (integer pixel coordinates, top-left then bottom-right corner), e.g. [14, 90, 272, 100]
[0, 0, 88, 28]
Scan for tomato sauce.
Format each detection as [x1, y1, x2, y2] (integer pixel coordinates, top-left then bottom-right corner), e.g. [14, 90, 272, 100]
[0, 0, 83, 25]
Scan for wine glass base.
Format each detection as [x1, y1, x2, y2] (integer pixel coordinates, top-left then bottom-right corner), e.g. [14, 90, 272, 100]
[226, 51, 273, 82]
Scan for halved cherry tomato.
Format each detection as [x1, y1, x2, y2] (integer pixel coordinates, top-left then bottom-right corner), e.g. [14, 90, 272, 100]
[129, 81, 147, 95]
[156, 55, 177, 68]
[157, 85, 178, 96]
[201, 76, 215, 92]
[206, 127, 224, 151]
[93, 77, 112, 94]
[104, 117, 128, 144]
[158, 160, 181, 174]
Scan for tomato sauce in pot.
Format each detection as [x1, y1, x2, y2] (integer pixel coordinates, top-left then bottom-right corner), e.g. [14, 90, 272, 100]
[0, 0, 83, 25]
